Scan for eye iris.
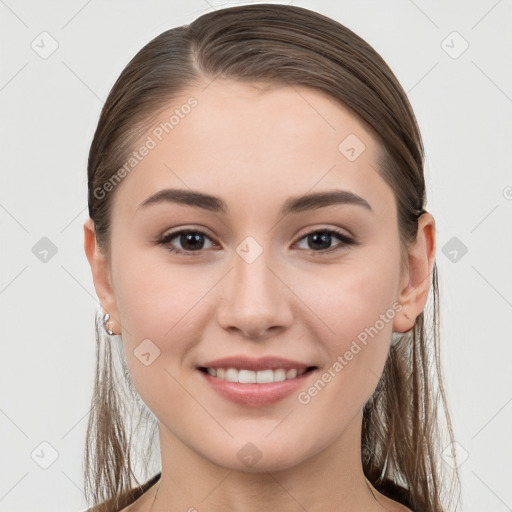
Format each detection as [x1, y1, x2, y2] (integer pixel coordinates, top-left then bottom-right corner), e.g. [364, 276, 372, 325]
[180, 233, 204, 251]
[308, 232, 332, 250]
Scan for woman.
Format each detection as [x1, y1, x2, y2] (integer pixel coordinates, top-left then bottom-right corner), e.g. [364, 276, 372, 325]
[82, 4, 460, 511]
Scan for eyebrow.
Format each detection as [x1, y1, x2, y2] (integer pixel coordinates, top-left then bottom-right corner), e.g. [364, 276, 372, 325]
[137, 188, 373, 215]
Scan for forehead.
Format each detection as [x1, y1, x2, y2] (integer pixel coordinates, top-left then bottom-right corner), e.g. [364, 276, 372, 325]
[111, 78, 395, 219]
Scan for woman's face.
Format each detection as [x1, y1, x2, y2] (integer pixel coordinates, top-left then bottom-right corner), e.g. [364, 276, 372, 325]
[90, 78, 414, 472]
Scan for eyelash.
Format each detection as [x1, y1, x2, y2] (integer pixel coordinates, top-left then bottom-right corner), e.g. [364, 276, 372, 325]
[156, 227, 356, 257]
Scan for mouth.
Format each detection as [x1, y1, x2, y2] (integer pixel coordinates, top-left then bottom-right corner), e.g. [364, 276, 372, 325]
[196, 364, 319, 407]
[197, 366, 318, 383]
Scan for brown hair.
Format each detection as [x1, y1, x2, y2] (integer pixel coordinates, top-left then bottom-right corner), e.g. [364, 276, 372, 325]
[84, 4, 461, 511]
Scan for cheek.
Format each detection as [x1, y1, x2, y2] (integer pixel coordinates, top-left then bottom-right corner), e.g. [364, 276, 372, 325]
[112, 256, 197, 415]
[295, 264, 399, 425]
[315, 249, 400, 337]
[113, 246, 191, 337]
[112, 251, 211, 380]
[307, 249, 400, 399]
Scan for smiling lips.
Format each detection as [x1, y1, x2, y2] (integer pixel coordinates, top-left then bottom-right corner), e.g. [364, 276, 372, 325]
[199, 355, 316, 371]
[197, 355, 318, 406]
[205, 367, 308, 383]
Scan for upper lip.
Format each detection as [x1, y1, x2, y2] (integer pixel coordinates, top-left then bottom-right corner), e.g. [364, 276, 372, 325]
[198, 356, 316, 371]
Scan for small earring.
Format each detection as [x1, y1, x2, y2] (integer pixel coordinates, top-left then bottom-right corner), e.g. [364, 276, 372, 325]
[103, 312, 115, 335]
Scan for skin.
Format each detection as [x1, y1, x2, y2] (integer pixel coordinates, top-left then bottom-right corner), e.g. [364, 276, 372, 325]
[84, 78, 435, 511]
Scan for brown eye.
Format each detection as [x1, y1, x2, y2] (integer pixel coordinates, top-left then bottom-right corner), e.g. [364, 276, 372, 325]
[157, 227, 355, 257]
[158, 229, 215, 255]
[295, 229, 355, 254]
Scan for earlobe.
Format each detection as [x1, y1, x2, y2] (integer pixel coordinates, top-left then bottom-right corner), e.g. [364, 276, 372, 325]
[83, 218, 121, 334]
[392, 212, 436, 334]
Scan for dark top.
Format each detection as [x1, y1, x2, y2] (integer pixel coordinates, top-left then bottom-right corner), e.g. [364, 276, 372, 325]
[138, 472, 161, 493]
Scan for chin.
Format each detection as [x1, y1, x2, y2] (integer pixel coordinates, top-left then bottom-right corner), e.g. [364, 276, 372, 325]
[203, 438, 313, 474]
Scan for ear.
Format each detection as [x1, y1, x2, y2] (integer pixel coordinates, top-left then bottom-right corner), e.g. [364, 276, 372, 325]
[83, 218, 121, 335]
[393, 212, 436, 333]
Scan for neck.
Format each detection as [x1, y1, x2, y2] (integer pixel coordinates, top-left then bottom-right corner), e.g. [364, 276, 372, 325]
[149, 411, 384, 512]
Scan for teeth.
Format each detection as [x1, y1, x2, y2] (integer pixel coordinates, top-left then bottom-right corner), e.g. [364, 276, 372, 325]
[205, 367, 308, 383]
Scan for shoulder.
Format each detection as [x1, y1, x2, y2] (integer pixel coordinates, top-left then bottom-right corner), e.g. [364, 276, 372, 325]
[375, 493, 414, 512]
[394, 503, 414, 512]
[378, 495, 414, 512]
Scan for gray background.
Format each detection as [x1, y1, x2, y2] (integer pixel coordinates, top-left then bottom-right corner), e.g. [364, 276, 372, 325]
[1, 0, 511, 510]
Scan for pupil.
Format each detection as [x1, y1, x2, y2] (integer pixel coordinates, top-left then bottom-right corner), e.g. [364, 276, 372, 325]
[309, 232, 331, 250]
[181, 233, 203, 250]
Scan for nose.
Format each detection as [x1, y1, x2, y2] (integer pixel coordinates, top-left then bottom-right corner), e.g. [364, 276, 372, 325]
[216, 250, 294, 339]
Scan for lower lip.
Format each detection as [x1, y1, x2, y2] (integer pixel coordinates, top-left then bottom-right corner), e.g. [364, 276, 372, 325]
[197, 368, 316, 407]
